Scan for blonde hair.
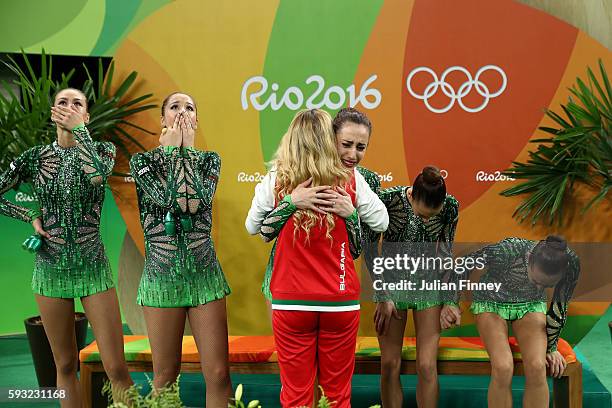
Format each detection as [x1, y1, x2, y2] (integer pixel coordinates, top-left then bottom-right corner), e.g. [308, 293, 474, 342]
[272, 109, 350, 242]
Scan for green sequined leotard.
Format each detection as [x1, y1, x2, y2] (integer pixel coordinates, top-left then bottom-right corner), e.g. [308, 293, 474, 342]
[130, 146, 230, 307]
[466, 237, 580, 352]
[260, 166, 379, 300]
[377, 186, 459, 309]
[0, 125, 116, 298]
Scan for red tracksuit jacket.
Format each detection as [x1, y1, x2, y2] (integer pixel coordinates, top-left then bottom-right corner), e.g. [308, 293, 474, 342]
[270, 176, 360, 312]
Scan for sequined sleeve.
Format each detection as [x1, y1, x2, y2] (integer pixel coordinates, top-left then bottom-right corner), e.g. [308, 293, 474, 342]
[345, 210, 363, 259]
[369, 186, 410, 302]
[379, 186, 409, 241]
[259, 195, 296, 243]
[355, 168, 383, 295]
[178, 149, 220, 214]
[0, 147, 41, 223]
[443, 197, 459, 248]
[438, 197, 460, 303]
[129, 147, 181, 211]
[447, 237, 522, 304]
[72, 125, 115, 185]
[546, 250, 580, 352]
[467, 238, 522, 269]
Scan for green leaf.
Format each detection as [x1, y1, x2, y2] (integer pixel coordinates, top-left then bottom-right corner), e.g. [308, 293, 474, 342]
[97, 58, 105, 97]
[113, 71, 138, 99]
[598, 59, 612, 107]
[587, 65, 611, 110]
[119, 120, 156, 135]
[235, 384, 243, 402]
[545, 109, 572, 128]
[103, 60, 115, 96]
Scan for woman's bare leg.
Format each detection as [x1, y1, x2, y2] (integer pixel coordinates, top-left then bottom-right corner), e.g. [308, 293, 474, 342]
[414, 306, 441, 408]
[511, 313, 548, 408]
[476, 313, 513, 408]
[35, 295, 80, 408]
[81, 288, 133, 402]
[143, 306, 186, 389]
[188, 299, 232, 407]
[377, 309, 407, 408]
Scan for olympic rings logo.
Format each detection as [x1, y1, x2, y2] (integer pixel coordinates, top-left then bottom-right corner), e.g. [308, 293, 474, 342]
[406, 65, 507, 113]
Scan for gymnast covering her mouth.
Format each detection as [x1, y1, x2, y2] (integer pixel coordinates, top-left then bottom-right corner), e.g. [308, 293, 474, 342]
[130, 92, 232, 406]
[0, 88, 132, 407]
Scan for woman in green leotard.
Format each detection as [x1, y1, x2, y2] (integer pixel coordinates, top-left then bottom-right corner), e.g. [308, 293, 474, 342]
[256, 107, 381, 305]
[0, 88, 132, 407]
[375, 166, 459, 408]
[442, 236, 579, 408]
[129, 92, 231, 406]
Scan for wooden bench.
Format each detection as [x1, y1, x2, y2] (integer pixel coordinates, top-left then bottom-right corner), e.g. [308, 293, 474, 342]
[79, 336, 582, 408]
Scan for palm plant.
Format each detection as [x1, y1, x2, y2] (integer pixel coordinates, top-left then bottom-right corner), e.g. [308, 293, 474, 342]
[501, 59, 611, 225]
[0, 49, 156, 172]
[103, 377, 184, 408]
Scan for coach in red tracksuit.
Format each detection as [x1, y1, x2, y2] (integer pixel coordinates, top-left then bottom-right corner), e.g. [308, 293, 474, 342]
[246, 109, 388, 407]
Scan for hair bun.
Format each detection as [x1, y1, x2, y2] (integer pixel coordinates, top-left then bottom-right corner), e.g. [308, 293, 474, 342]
[545, 235, 567, 251]
[422, 165, 443, 185]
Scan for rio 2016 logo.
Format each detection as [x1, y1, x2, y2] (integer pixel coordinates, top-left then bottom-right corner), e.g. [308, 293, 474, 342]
[475, 171, 515, 182]
[376, 172, 393, 182]
[241, 74, 381, 111]
[241, 65, 506, 113]
[236, 172, 266, 183]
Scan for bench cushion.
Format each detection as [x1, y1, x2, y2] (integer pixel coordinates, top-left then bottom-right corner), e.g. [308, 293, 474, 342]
[355, 337, 576, 363]
[79, 336, 576, 364]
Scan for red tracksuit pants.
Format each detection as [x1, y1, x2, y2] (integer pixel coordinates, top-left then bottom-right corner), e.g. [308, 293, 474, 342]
[272, 309, 360, 408]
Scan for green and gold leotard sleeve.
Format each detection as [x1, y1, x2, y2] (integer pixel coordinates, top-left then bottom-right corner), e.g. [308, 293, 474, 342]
[129, 146, 184, 212]
[546, 250, 580, 352]
[72, 125, 115, 184]
[179, 148, 221, 213]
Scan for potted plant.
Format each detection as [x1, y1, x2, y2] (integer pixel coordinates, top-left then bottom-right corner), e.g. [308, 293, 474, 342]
[24, 313, 88, 387]
[0, 49, 156, 387]
[501, 59, 611, 225]
[0, 49, 155, 170]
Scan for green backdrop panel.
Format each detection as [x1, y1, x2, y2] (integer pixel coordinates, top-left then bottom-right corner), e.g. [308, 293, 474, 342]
[260, 0, 384, 161]
[0, 1, 87, 51]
